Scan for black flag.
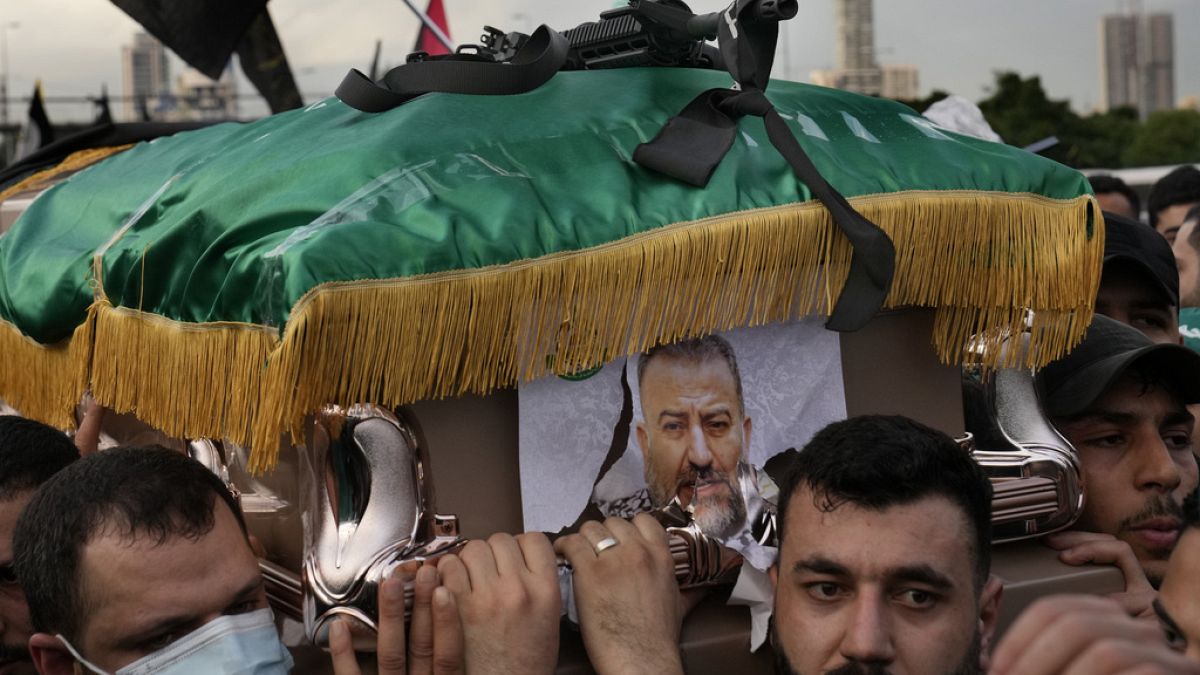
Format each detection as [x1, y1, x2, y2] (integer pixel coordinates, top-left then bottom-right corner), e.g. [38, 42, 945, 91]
[94, 85, 114, 125]
[109, 1, 301, 114]
[109, 0, 267, 79]
[17, 83, 54, 159]
[235, 10, 303, 113]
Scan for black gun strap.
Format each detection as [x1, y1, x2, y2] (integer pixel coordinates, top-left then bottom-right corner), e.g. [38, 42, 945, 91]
[720, 0, 780, 92]
[336, 25, 570, 112]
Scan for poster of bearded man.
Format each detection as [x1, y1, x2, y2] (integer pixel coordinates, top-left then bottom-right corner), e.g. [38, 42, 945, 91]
[517, 318, 846, 550]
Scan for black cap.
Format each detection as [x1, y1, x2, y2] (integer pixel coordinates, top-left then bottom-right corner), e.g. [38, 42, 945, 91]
[1103, 211, 1179, 308]
[1037, 315, 1200, 417]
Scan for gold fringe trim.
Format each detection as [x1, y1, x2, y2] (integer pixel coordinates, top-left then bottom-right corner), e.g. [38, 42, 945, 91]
[246, 190, 1101, 470]
[0, 316, 93, 430]
[88, 300, 278, 446]
[0, 187, 1099, 468]
[0, 145, 133, 203]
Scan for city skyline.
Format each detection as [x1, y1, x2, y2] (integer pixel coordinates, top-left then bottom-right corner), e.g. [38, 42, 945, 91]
[812, 0, 919, 100]
[120, 32, 240, 122]
[1, 0, 1198, 122]
[121, 31, 169, 120]
[1101, 11, 1175, 118]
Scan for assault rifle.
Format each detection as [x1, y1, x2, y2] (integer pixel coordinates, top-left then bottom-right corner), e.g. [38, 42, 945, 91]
[469, 0, 796, 71]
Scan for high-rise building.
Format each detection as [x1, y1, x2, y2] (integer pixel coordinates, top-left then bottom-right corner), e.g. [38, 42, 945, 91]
[1141, 14, 1175, 113]
[813, 0, 918, 100]
[881, 65, 919, 101]
[1101, 12, 1174, 119]
[174, 66, 238, 121]
[121, 32, 170, 121]
[833, 0, 881, 96]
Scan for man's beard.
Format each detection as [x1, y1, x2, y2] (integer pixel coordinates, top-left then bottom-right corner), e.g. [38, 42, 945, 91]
[773, 626, 982, 675]
[1117, 493, 1187, 586]
[0, 641, 32, 669]
[645, 461, 747, 538]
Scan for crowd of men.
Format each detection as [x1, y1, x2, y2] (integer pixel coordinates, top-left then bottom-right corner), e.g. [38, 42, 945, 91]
[0, 167, 1199, 673]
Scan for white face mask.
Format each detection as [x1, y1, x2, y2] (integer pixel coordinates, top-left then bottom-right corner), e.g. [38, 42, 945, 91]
[58, 607, 294, 675]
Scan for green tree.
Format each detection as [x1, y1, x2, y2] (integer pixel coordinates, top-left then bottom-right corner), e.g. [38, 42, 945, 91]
[1123, 109, 1200, 167]
[977, 72, 1084, 166]
[1074, 107, 1139, 169]
[973, 72, 1200, 169]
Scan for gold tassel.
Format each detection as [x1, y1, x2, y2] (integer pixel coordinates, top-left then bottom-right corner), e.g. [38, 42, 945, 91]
[1, 186, 1100, 469]
[88, 299, 277, 447]
[0, 314, 93, 430]
[247, 191, 1101, 470]
[0, 145, 133, 204]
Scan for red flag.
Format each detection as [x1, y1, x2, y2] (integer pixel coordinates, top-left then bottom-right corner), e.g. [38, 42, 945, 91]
[414, 0, 452, 56]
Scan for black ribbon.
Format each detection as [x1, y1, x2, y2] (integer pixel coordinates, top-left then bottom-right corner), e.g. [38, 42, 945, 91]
[335, 2, 894, 331]
[633, 0, 895, 331]
[560, 360, 635, 535]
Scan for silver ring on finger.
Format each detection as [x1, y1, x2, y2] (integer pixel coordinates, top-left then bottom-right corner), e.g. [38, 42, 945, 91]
[593, 536, 620, 554]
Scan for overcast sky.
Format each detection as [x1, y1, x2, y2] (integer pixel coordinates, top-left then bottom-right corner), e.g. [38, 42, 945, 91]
[2, 0, 1198, 122]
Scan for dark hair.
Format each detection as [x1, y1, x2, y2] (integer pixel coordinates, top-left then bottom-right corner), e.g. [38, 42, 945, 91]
[1186, 205, 1200, 253]
[1148, 165, 1200, 228]
[777, 415, 994, 587]
[13, 445, 247, 641]
[1089, 174, 1141, 217]
[638, 334, 744, 413]
[0, 416, 80, 499]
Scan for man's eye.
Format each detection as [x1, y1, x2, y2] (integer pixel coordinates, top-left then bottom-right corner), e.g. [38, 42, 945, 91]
[662, 422, 683, 433]
[227, 600, 258, 615]
[805, 582, 844, 601]
[895, 589, 938, 609]
[1087, 434, 1126, 449]
[1132, 315, 1168, 330]
[142, 632, 179, 653]
[1165, 433, 1193, 450]
[706, 420, 729, 433]
[1163, 624, 1187, 651]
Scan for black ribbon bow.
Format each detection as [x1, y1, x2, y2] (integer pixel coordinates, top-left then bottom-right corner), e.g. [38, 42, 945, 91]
[633, 0, 895, 331]
[335, 1, 896, 331]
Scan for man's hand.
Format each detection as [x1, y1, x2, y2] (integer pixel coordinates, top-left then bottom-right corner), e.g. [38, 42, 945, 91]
[75, 394, 106, 456]
[991, 595, 1199, 675]
[1044, 531, 1156, 618]
[438, 533, 561, 675]
[329, 564, 465, 675]
[554, 515, 684, 675]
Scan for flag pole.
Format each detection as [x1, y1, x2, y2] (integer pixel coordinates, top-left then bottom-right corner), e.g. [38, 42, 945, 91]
[399, 0, 454, 52]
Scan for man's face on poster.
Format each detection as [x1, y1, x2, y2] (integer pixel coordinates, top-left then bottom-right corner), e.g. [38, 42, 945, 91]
[636, 354, 751, 537]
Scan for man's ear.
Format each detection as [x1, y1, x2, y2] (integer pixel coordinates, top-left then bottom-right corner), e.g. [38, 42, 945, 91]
[636, 422, 649, 462]
[742, 416, 752, 453]
[29, 633, 81, 675]
[976, 574, 1004, 673]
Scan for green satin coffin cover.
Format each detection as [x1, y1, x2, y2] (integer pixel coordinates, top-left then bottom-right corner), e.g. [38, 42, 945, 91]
[1, 68, 1091, 344]
[0, 67, 1100, 461]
